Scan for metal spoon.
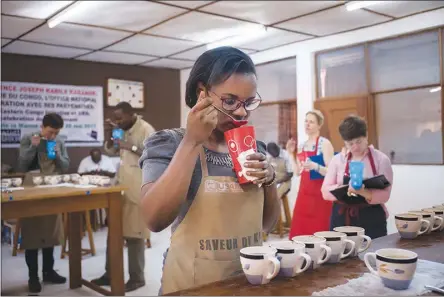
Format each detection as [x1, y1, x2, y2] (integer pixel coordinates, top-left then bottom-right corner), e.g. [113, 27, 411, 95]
[425, 285, 444, 295]
[211, 104, 248, 127]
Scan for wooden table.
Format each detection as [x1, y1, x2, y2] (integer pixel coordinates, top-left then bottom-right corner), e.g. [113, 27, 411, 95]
[1, 185, 126, 296]
[168, 232, 444, 296]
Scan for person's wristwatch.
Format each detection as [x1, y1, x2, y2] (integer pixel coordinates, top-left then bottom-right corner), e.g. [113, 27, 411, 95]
[131, 145, 138, 153]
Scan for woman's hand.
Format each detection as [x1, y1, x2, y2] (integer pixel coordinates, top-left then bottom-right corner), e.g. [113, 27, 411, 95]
[348, 184, 372, 202]
[244, 153, 275, 185]
[302, 159, 318, 171]
[286, 138, 297, 154]
[184, 91, 218, 146]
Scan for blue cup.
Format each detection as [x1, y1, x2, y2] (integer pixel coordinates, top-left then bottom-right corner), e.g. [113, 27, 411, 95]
[349, 161, 364, 190]
[46, 140, 57, 160]
[112, 128, 124, 148]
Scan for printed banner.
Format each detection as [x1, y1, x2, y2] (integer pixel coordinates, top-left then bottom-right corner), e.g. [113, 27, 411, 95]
[1, 81, 104, 147]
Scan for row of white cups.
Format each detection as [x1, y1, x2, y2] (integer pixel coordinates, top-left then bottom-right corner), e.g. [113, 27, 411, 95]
[239, 203, 444, 290]
[1, 174, 111, 188]
[395, 205, 444, 238]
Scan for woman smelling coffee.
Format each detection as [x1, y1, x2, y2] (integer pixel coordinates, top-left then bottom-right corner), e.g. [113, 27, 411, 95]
[321, 115, 394, 239]
[139, 47, 280, 295]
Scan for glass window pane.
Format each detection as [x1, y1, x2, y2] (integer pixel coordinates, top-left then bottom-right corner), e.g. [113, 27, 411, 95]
[249, 104, 279, 144]
[316, 45, 367, 98]
[256, 58, 296, 102]
[376, 88, 442, 164]
[369, 31, 440, 92]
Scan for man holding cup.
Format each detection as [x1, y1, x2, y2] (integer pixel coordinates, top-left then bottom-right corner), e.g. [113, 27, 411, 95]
[17, 113, 69, 294]
[92, 102, 155, 292]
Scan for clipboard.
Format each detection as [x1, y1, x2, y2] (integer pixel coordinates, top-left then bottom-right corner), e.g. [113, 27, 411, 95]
[329, 174, 391, 205]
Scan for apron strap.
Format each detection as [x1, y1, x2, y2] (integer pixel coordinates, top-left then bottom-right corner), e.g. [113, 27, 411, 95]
[344, 147, 377, 176]
[314, 136, 320, 155]
[199, 148, 209, 177]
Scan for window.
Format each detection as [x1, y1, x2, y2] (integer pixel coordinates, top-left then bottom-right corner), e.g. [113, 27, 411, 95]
[252, 57, 297, 148]
[316, 46, 367, 98]
[376, 88, 442, 164]
[369, 31, 440, 92]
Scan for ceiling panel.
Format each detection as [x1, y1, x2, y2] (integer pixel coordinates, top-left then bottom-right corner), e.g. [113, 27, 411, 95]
[2, 40, 91, 58]
[142, 58, 195, 69]
[2, 38, 12, 46]
[1, 16, 43, 39]
[146, 11, 252, 43]
[64, 1, 187, 32]
[76, 51, 157, 65]
[106, 34, 200, 56]
[22, 23, 131, 50]
[276, 5, 391, 36]
[236, 28, 310, 50]
[368, 1, 444, 18]
[158, 1, 214, 9]
[200, 1, 343, 25]
[170, 45, 255, 60]
[1, 1, 73, 19]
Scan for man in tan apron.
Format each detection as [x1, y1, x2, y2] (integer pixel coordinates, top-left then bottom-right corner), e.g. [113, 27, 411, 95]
[267, 142, 293, 199]
[92, 102, 155, 292]
[17, 113, 69, 294]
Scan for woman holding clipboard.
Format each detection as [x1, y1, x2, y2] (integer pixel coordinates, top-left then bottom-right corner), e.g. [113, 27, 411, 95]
[321, 115, 393, 239]
[286, 110, 335, 238]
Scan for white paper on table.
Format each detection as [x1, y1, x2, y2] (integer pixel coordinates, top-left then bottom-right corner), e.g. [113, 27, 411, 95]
[2, 187, 25, 192]
[312, 259, 444, 296]
[237, 148, 259, 181]
[72, 184, 98, 189]
[36, 183, 74, 188]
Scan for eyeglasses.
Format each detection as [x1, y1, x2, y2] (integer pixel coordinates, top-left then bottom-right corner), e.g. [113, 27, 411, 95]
[208, 90, 262, 112]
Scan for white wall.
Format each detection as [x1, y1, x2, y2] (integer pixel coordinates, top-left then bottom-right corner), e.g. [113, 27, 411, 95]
[180, 8, 444, 235]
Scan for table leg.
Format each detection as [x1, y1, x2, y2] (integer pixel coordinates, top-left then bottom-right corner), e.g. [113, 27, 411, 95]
[68, 212, 82, 289]
[108, 194, 124, 296]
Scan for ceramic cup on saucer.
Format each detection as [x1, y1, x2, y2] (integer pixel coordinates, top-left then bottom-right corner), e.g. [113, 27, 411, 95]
[314, 231, 355, 263]
[409, 211, 442, 234]
[70, 174, 80, 183]
[78, 176, 90, 185]
[62, 174, 71, 183]
[395, 213, 430, 239]
[268, 241, 311, 277]
[333, 226, 372, 257]
[240, 246, 280, 285]
[11, 178, 23, 187]
[292, 235, 332, 270]
[422, 208, 444, 231]
[364, 248, 418, 290]
[1, 179, 12, 188]
[32, 176, 43, 186]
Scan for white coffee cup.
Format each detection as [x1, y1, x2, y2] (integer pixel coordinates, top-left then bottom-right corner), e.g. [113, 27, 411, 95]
[11, 178, 23, 187]
[62, 174, 71, 183]
[364, 248, 418, 290]
[395, 213, 430, 239]
[314, 231, 355, 263]
[422, 208, 444, 232]
[409, 211, 442, 233]
[70, 174, 80, 183]
[1, 179, 12, 187]
[268, 241, 311, 277]
[32, 176, 43, 186]
[292, 235, 332, 270]
[79, 176, 90, 185]
[240, 246, 280, 285]
[333, 226, 372, 257]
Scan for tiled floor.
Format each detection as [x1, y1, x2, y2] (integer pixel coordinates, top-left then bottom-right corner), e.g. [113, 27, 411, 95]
[1, 227, 285, 296]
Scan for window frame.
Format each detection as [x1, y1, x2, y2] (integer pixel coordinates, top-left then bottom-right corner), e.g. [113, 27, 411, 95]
[314, 26, 444, 165]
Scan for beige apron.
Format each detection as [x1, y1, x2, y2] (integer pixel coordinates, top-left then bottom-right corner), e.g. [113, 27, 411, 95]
[271, 157, 291, 199]
[161, 149, 265, 295]
[20, 150, 63, 250]
[118, 118, 152, 239]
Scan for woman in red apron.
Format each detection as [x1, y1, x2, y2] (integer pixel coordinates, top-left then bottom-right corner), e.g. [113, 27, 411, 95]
[321, 115, 394, 239]
[287, 110, 335, 238]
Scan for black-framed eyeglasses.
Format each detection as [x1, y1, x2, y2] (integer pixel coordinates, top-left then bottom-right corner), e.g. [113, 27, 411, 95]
[208, 90, 262, 112]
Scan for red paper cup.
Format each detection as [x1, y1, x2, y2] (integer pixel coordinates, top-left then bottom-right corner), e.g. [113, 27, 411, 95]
[224, 126, 258, 184]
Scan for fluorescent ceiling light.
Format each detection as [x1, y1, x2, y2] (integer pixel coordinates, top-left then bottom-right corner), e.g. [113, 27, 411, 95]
[206, 24, 268, 50]
[429, 87, 441, 93]
[47, 1, 89, 28]
[345, 1, 386, 12]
